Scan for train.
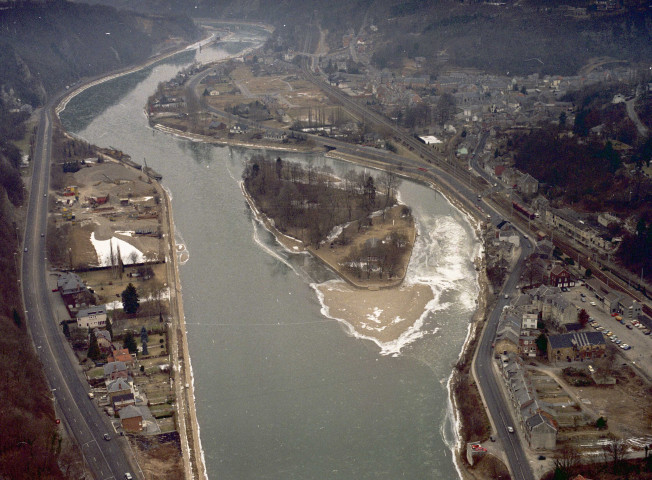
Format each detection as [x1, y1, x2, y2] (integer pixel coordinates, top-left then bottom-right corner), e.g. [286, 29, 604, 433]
[512, 201, 536, 220]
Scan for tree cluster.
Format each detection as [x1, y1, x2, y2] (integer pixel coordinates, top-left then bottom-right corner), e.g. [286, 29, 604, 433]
[343, 231, 408, 280]
[512, 129, 645, 208]
[617, 217, 652, 283]
[242, 155, 400, 247]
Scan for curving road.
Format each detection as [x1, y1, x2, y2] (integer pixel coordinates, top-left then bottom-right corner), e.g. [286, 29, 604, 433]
[22, 100, 138, 480]
[297, 42, 537, 479]
[186, 45, 536, 479]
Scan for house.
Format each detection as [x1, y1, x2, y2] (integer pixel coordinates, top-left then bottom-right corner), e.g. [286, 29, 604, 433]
[549, 265, 574, 288]
[618, 297, 642, 319]
[107, 348, 135, 366]
[547, 332, 606, 362]
[57, 272, 87, 295]
[119, 405, 143, 432]
[604, 292, 623, 314]
[525, 412, 558, 449]
[112, 392, 135, 411]
[107, 378, 134, 412]
[495, 310, 521, 355]
[208, 120, 226, 130]
[93, 328, 112, 352]
[522, 313, 538, 330]
[534, 240, 555, 260]
[103, 361, 129, 381]
[529, 286, 576, 327]
[519, 332, 538, 357]
[263, 131, 287, 142]
[516, 173, 539, 195]
[76, 305, 107, 329]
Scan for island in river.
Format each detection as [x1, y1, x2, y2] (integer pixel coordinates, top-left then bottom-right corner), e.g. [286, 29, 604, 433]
[241, 154, 435, 346]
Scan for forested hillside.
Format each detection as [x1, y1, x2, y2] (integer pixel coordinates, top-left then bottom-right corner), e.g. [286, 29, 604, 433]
[78, 0, 651, 77]
[0, 0, 199, 105]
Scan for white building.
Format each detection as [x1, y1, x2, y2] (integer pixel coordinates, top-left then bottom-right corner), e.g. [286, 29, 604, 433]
[77, 305, 107, 329]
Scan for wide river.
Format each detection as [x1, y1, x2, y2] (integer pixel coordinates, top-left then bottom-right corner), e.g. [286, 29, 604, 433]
[61, 25, 480, 480]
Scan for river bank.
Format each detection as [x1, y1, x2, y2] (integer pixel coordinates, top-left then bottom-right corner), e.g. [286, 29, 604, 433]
[159, 99, 494, 474]
[59, 19, 491, 477]
[52, 31, 228, 480]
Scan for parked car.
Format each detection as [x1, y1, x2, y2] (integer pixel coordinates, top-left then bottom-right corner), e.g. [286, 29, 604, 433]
[626, 324, 633, 330]
[103, 433, 110, 441]
[125, 474, 133, 480]
[620, 344, 631, 350]
[507, 426, 514, 433]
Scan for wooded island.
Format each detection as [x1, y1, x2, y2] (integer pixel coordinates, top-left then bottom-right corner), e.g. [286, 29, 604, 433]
[242, 155, 416, 288]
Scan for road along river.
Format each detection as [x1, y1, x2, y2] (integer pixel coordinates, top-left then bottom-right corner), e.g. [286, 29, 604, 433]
[60, 26, 480, 480]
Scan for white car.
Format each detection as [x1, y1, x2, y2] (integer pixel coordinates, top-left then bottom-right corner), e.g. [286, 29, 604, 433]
[507, 426, 514, 433]
[620, 344, 631, 350]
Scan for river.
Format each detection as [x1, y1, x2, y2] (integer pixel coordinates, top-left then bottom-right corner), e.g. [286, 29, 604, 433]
[60, 26, 480, 480]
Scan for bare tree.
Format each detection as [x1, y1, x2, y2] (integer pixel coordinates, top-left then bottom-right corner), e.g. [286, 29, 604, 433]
[553, 443, 581, 477]
[378, 168, 402, 212]
[602, 434, 627, 472]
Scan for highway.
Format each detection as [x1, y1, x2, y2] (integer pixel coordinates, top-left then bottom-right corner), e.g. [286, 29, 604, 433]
[22, 100, 137, 479]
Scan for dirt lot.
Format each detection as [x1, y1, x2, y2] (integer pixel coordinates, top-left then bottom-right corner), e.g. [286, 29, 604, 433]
[575, 366, 652, 439]
[128, 432, 184, 480]
[49, 159, 164, 270]
[203, 63, 344, 127]
[534, 362, 652, 444]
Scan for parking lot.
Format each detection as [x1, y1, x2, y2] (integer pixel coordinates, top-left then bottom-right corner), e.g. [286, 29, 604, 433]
[561, 284, 652, 377]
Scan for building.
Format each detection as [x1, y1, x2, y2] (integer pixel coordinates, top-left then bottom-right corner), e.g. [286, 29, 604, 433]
[103, 361, 129, 381]
[516, 173, 539, 195]
[119, 405, 143, 432]
[529, 286, 576, 328]
[499, 354, 558, 449]
[107, 348, 135, 366]
[496, 221, 520, 247]
[112, 392, 135, 411]
[604, 292, 623, 314]
[547, 332, 606, 362]
[522, 313, 538, 330]
[495, 311, 521, 355]
[519, 332, 538, 357]
[76, 305, 107, 329]
[549, 265, 574, 288]
[545, 208, 612, 251]
[525, 412, 558, 449]
[93, 328, 112, 353]
[618, 297, 642, 319]
[56, 272, 87, 295]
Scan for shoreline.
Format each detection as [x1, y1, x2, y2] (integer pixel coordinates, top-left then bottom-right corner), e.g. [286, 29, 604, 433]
[49, 28, 242, 480]
[165, 114, 489, 475]
[64, 21, 491, 477]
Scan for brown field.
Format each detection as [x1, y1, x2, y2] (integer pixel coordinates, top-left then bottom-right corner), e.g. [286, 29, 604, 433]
[129, 432, 184, 480]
